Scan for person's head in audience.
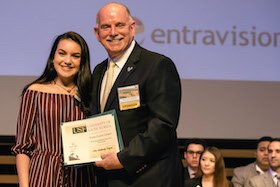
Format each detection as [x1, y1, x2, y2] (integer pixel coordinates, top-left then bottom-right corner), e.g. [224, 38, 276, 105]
[198, 146, 230, 187]
[184, 138, 207, 172]
[268, 138, 280, 174]
[255, 136, 273, 171]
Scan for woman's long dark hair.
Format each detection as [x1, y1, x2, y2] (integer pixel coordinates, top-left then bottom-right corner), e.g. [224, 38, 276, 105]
[23, 31, 92, 114]
[198, 146, 230, 187]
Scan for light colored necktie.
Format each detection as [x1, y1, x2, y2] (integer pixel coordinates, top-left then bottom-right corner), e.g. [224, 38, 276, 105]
[277, 176, 280, 187]
[101, 61, 116, 112]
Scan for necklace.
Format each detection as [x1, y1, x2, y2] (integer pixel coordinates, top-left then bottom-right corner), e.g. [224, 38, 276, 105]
[53, 80, 76, 94]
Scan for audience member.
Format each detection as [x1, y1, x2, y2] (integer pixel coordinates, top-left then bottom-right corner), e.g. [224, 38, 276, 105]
[184, 138, 207, 182]
[231, 136, 273, 187]
[185, 146, 233, 187]
[245, 138, 280, 187]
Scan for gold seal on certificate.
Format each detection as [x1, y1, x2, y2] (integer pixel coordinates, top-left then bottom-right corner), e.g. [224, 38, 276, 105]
[61, 110, 123, 166]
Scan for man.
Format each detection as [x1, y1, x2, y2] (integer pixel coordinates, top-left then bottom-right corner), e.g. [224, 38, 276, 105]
[245, 138, 280, 187]
[183, 138, 207, 182]
[90, 2, 183, 187]
[231, 136, 272, 187]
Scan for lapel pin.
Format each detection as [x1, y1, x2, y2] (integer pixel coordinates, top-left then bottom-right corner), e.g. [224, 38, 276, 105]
[127, 66, 133, 72]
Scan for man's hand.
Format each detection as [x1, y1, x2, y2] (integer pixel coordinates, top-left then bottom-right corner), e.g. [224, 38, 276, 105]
[95, 152, 124, 170]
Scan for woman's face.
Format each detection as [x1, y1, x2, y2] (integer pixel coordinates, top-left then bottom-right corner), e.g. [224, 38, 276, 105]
[53, 39, 81, 83]
[200, 151, 216, 176]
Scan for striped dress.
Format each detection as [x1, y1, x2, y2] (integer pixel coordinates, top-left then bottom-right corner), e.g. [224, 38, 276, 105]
[12, 89, 95, 187]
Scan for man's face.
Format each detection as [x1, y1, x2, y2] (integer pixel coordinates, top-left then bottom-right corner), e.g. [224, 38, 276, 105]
[184, 144, 204, 170]
[94, 3, 136, 59]
[268, 141, 280, 172]
[255, 141, 270, 168]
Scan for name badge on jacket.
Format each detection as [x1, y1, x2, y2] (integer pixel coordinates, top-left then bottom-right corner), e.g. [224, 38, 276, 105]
[118, 85, 140, 111]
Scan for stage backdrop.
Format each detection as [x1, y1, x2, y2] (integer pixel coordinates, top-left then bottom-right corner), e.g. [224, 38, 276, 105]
[1, 0, 279, 138]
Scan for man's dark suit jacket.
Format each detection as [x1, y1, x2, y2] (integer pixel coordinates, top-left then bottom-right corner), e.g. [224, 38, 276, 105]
[90, 42, 183, 187]
[184, 167, 191, 187]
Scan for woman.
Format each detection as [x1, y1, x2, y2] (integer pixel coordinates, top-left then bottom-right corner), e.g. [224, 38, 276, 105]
[185, 146, 233, 187]
[12, 31, 94, 187]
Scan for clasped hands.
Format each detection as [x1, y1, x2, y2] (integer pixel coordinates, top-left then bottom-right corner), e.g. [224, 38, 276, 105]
[95, 152, 123, 170]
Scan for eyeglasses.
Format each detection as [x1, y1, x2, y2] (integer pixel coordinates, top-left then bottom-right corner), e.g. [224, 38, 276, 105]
[186, 150, 203, 155]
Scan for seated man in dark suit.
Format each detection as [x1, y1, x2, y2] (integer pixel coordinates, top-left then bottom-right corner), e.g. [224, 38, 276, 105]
[183, 138, 207, 186]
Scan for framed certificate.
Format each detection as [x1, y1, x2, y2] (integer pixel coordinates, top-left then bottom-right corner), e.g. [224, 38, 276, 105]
[61, 110, 123, 166]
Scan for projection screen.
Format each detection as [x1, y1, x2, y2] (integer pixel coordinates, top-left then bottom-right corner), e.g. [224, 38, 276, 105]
[1, 0, 279, 138]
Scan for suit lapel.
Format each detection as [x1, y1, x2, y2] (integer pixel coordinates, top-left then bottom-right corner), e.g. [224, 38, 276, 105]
[104, 43, 142, 111]
[263, 172, 276, 187]
[250, 163, 259, 177]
